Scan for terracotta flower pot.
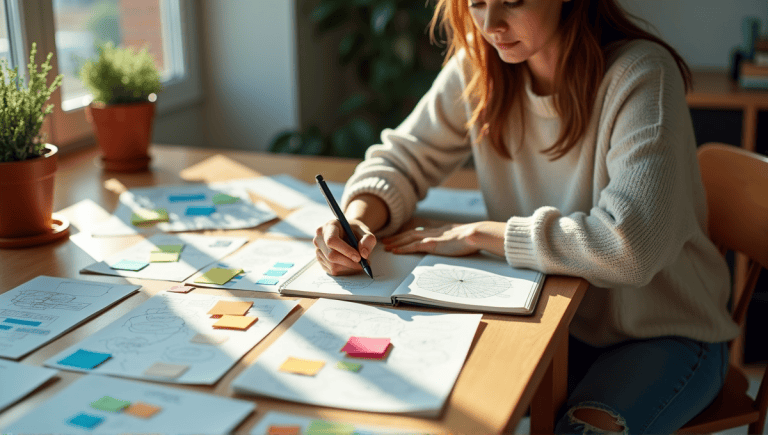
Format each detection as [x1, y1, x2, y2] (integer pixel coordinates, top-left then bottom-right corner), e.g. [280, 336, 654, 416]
[86, 101, 156, 172]
[0, 144, 58, 238]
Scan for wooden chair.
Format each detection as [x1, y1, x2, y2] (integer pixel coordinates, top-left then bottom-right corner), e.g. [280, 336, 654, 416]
[678, 143, 768, 434]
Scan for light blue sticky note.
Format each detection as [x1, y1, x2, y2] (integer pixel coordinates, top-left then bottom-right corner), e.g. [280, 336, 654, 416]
[264, 269, 287, 277]
[256, 278, 279, 285]
[168, 193, 206, 202]
[110, 259, 149, 271]
[3, 318, 42, 327]
[273, 262, 294, 268]
[57, 349, 112, 370]
[67, 413, 104, 429]
[185, 205, 216, 216]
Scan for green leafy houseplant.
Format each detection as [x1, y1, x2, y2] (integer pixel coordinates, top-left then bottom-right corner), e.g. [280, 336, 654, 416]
[270, 0, 443, 158]
[80, 43, 163, 172]
[80, 42, 162, 105]
[0, 43, 63, 163]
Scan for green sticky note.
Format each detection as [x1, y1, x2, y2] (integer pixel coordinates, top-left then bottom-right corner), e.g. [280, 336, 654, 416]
[212, 193, 240, 205]
[195, 268, 243, 285]
[90, 395, 131, 412]
[305, 420, 355, 435]
[335, 361, 362, 372]
[153, 244, 184, 253]
[149, 251, 180, 263]
[130, 208, 169, 226]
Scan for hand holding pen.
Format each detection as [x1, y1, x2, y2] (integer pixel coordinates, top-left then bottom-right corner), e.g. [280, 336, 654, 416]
[314, 174, 375, 278]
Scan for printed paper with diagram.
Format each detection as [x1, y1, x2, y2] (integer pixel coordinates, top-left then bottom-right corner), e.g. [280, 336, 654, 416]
[232, 298, 481, 416]
[44, 292, 298, 385]
[0, 276, 139, 360]
[80, 234, 247, 281]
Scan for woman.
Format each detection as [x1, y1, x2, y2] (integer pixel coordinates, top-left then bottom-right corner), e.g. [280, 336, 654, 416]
[314, 0, 739, 432]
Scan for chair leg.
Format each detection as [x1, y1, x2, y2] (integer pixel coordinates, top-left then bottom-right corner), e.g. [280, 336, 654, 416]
[748, 414, 765, 435]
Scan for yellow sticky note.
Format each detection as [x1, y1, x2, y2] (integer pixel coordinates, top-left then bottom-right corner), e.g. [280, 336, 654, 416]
[153, 244, 184, 253]
[195, 268, 243, 285]
[207, 300, 253, 317]
[212, 315, 258, 330]
[123, 402, 162, 419]
[149, 251, 180, 263]
[143, 362, 188, 379]
[279, 356, 326, 376]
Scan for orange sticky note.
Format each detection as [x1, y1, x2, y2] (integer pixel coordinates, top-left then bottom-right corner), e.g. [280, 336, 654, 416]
[212, 315, 258, 330]
[143, 362, 189, 379]
[279, 356, 325, 376]
[207, 300, 253, 318]
[267, 425, 301, 435]
[124, 402, 162, 419]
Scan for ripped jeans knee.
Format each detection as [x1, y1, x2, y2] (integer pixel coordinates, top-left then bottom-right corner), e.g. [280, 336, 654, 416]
[555, 401, 628, 435]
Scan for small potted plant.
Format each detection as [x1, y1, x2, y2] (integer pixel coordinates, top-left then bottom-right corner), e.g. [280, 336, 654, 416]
[0, 43, 66, 248]
[81, 42, 162, 172]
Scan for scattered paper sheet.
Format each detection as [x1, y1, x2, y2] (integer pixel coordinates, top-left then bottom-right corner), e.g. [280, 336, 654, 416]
[0, 360, 58, 412]
[0, 276, 139, 360]
[250, 411, 417, 435]
[80, 234, 247, 282]
[229, 174, 316, 209]
[44, 293, 298, 384]
[187, 239, 316, 293]
[266, 203, 335, 239]
[110, 182, 277, 233]
[232, 298, 481, 415]
[1, 375, 255, 435]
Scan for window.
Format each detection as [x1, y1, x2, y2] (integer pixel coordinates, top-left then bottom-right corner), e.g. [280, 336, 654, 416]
[18, 0, 201, 148]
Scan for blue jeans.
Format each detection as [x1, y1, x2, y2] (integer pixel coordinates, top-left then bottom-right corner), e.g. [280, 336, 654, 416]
[554, 334, 730, 434]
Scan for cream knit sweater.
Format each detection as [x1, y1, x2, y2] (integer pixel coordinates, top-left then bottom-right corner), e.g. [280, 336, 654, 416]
[341, 40, 740, 347]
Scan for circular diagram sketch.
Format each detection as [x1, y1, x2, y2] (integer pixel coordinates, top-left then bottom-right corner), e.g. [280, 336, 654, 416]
[416, 269, 511, 298]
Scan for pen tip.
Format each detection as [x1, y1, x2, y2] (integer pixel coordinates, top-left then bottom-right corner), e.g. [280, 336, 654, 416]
[315, 174, 323, 182]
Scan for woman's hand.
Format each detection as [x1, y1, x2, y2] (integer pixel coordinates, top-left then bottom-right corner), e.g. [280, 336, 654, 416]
[382, 221, 506, 257]
[314, 218, 377, 275]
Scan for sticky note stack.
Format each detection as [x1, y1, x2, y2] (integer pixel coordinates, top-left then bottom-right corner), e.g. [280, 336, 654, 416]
[207, 300, 258, 330]
[340, 336, 391, 359]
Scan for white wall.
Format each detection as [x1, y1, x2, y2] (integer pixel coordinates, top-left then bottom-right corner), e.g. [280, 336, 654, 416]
[198, 1, 299, 151]
[619, 0, 768, 69]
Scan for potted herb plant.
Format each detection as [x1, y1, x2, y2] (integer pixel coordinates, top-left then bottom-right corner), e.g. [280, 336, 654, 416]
[81, 42, 162, 172]
[0, 43, 66, 248]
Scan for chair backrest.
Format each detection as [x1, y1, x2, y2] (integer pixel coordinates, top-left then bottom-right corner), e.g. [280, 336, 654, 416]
[697, 143, 768, 327]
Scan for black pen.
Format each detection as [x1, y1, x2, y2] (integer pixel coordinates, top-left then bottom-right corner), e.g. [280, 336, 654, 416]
[315, 174, 373, 279]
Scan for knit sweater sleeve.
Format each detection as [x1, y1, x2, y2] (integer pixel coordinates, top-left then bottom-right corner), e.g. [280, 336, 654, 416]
[340, 53, 473, 236]
[505, 46, 700, 288]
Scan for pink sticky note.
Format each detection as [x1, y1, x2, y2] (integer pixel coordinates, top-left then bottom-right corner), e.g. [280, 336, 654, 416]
[341, 337, 391, 357]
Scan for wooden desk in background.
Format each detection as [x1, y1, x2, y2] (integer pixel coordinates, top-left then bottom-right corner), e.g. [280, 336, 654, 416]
[0, 144, 588, 434]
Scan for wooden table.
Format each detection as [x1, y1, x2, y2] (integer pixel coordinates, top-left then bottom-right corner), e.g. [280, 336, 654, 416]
[0, 144, 588, 434]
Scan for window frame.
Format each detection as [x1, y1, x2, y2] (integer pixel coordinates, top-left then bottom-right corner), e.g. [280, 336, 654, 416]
[19, 0, 202, 149]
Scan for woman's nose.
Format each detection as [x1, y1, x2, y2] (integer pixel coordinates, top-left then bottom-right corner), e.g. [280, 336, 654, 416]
[483, 6, 508, 34]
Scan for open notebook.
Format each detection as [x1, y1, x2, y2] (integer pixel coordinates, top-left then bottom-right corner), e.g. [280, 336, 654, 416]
[279, 246, 545, 315]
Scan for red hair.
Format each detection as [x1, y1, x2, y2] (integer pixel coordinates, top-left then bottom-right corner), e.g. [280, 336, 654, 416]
[429, 0, 692, 159]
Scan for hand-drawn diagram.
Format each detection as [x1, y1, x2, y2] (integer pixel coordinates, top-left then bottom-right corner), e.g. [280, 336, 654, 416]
[45, 293, 298, 385]
[415, 269, 511, 298]
[10, 281, 113, 311]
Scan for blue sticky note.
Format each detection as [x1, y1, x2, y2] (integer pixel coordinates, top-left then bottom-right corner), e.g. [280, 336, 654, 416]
[256, 278, 280, 285]
[0, 324, 12, 330]
[67, 413, 104, 429]
[264, 269, 287, 277]
[2, 318, 42, 327]
[110, 259, 149, 271]
[168, 193, 206, 202]
[185, 205, 216, 216]
[273, 262, 294, 268]
[58, 349, 112, 370]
